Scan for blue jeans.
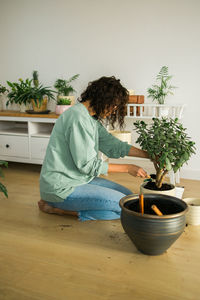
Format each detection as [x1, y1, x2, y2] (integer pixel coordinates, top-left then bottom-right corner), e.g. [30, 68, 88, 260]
[46, 177, 133, 221]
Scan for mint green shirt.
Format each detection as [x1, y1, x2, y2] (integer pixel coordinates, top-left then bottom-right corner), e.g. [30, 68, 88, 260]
[40, 103, 132, 202]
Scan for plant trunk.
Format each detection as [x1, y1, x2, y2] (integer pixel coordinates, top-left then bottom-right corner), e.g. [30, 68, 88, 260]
[156, 169, 168, 189]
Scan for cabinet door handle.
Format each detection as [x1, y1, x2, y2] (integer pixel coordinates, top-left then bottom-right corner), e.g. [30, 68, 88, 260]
[6, 144, 10, 148]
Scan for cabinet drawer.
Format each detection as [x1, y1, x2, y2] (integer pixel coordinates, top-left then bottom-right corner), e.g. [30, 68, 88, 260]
[0, 135, 29, 157]
[30, 137, 49, 159]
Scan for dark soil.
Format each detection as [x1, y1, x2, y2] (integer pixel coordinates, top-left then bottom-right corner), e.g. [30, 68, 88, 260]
[124, 198, 184, 215]
[144, 181, 173, 191]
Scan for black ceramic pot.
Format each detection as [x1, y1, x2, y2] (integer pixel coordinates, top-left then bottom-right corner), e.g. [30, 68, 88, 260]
[119, 194, 188, 255]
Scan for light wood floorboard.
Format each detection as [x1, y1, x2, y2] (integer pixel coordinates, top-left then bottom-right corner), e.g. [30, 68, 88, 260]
[0, 162, 200, 300]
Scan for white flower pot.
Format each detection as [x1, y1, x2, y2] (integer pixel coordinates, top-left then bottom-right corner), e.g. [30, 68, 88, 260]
[183, 198, 200, 225]
[157, 106, 170, 118]
[109, 130, 132, 144]
[140, 182, 176, 196]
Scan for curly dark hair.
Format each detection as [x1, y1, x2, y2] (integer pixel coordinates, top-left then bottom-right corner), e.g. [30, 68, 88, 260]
[79, 76, 129, 129]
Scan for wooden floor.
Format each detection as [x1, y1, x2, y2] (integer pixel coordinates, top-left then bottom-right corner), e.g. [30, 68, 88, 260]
[0, 162, 200, 300]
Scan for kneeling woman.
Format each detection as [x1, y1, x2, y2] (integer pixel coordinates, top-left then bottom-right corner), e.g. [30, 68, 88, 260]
[39, 76, 149, 221]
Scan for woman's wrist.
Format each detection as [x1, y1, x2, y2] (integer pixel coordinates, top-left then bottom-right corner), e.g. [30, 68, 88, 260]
[108, 164, 129, 173]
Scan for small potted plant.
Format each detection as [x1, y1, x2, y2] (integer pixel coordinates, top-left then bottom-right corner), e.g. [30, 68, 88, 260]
[55, 97, 72, 115]
[0, 160, 8, 198]
[147, 66, 177, 117]
[0, 84, 8, 110]
[134, 117, 195, 196]
[54, 74, 79, 106]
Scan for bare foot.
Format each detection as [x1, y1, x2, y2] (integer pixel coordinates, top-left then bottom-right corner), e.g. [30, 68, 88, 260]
[38, 199, 78, 217]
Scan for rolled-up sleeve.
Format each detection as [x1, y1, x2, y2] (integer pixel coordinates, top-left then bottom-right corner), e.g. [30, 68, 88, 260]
[69, 120, 108, 176]
[98, 122, 132, 158]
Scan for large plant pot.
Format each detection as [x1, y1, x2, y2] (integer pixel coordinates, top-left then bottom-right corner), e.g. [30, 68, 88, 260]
[140, 182, 176, 196]
[119, 194, 188, 255]
[31, 98, 48, 112]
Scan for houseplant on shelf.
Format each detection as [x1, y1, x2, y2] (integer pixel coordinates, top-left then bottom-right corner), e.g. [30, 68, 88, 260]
[54, 74, 79, 106]
[0, 84, 8, 110]
[6, 78, 33, 112]
[7, 71, 55, 113]
[30, 70, 55, 112]
[147, 66, 177, 117]
[0, 160, 8, 198]
[55, 97, 72, 115]
[134, 117, 195, 196]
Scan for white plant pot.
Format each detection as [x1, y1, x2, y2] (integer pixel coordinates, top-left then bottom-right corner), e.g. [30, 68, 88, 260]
[109, 130, 132, 144]
[56, 105, 72, 115]
[140, 182, 176, 196]
[183, 198, 200, 225]
[157, 106, 170, 118]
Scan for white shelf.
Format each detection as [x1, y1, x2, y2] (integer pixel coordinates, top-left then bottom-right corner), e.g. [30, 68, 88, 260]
[0, 128, 28, 136]
[126, 104, 185, 119]
[31, 131, 51, 138]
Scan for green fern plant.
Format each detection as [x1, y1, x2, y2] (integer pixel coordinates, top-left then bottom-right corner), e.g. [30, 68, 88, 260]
[54, 74, 79, 96]
[147, 66, 177, 104]
[0, 161, 8, 198]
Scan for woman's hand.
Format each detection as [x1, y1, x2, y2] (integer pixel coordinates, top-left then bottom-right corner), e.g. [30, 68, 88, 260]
[128, 164, 148, 178]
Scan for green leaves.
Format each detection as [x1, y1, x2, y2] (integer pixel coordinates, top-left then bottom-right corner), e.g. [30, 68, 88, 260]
[0, 182, 8, 198]
[0, 84, 8, 95]
[57, 98, 71, 105]
[0, 160, 8, 198]
[6, 77, 55, 107]
[54, 74, 79, 96]
[134, 117, 196, 186]
[147, 66, 177, 104]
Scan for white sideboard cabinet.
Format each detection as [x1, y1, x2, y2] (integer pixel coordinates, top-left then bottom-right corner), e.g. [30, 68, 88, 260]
[0, 104, 185, 165]
[0, 111, 58, 164]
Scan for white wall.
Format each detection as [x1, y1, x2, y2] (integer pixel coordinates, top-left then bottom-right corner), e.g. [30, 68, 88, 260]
[0, 0, 199, 179]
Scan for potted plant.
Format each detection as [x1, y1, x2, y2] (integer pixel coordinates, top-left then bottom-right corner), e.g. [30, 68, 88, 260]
[54, 74, 79, 106]
[30, 70, 55, 112]
[0, 84, 8, 110]
[7, 71, 55, 113]
[147, 66, 177, 117]
[0, 160, 8, 198]
[6, 78, 33, 112]
[55, 97, 72, 115]
[134, 117, 195, 196]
